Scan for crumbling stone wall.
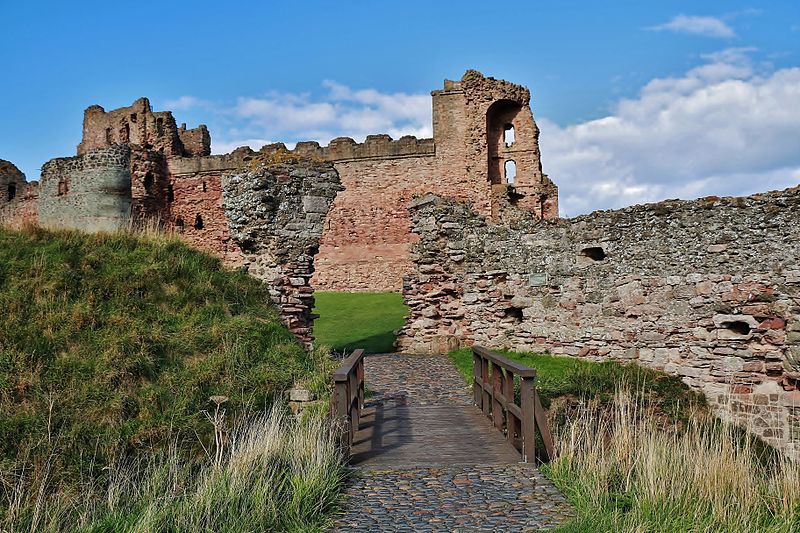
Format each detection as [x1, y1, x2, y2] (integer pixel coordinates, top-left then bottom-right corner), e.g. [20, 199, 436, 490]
[222, 155, 342, 347]
[0, 160, 38, 226]
[78, 98, 209, 158]
[397, 191, 800, 458]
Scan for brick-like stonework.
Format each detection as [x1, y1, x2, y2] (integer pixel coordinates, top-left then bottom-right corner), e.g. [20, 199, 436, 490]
[222, 155, 342, 347]
[39, 145, 133, 233]
[397, 191, 800, 458]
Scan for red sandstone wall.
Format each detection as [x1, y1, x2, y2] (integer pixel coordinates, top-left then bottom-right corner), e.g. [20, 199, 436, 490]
[314, 156, 437, 291]
[0, 183, 39, 227]
[167, 173, 244, 267]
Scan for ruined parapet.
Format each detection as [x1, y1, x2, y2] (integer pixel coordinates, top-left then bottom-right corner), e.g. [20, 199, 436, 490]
[0, 159, 26, 203]
[222, 153, 343, 347]
[292, 135, 436, 161]
[398, 189, 800, 458]
[39, 145, 133, 232]
[178, 123, 211, 157]
[77, 98, 208, 158]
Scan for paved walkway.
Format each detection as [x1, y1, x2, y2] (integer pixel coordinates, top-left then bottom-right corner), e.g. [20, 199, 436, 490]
[332, 354, 572, 532]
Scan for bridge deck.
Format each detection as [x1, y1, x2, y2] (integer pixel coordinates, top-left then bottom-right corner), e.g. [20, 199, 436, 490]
[332, 353, 572, 531]
[351, 403, 523, 467]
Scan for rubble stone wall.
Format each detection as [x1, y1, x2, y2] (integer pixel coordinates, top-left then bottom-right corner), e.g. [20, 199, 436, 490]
[222, 156, 342, 347]
[397, 191, 800, 458]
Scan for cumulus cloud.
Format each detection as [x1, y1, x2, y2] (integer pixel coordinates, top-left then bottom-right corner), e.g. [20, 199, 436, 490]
[162, 95, 209, 111]
[539, 49, 800, 216]
[212, 81, 432, 153]
[648, 15, 736, 38]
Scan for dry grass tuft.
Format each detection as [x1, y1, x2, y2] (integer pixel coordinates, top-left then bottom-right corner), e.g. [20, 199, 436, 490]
[546, 385, 799, 532]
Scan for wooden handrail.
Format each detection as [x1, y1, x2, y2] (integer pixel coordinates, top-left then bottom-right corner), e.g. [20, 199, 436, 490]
[472, 345, 537, 377]
[472, 345, 554, 462]
[331, 349, 365, 458]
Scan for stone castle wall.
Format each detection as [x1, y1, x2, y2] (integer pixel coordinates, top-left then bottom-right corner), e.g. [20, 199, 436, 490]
[397, 191, 800, 458]
[39, 145, 133, 233]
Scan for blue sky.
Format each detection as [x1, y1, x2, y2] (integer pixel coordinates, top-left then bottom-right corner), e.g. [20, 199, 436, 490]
[1, 1, 798, 215]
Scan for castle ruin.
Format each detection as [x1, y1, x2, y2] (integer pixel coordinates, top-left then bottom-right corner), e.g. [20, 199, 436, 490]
[2, 70, 797, 457]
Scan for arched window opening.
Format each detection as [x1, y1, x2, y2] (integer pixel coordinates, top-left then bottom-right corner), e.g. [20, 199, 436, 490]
[143, 172, 154, 192]
[504, 160, 517, 185]
[7, 183, 17, 201]
[193, 214, 204, 230]
[167, 183, 174, 202]
[503, 124, 515, 147]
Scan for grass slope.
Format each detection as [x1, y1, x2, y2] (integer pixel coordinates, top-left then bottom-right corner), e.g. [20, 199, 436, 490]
[0, 226, 341, 531]
[313, 291, 407, 354]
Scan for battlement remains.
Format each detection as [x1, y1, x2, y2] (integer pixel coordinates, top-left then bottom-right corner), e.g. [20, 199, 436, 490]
[77, 97, 210, 158]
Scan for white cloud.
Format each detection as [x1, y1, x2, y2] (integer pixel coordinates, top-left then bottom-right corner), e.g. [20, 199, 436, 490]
[539, 49, 800, 216]
[648, 15, 736, 38]
[162, 95, 209, 111]
[210, 82, 432, 153]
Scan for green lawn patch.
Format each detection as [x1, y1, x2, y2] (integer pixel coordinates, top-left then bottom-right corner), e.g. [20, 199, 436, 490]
[313, 291, 408, 354]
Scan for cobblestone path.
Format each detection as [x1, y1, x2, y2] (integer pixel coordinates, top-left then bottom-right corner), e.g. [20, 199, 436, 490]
[332, 354, 572, 532]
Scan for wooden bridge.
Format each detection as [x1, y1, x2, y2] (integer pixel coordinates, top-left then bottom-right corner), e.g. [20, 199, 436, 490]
[332, 346, 554, 467]
[330, 348, 570, 531]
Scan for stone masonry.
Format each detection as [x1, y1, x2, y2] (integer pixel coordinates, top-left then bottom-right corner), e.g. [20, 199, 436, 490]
[1, 70, 558, 291]
[397, 192, 800, 458]
[0, 159, 38, 226]
[222, 153, 342, 347]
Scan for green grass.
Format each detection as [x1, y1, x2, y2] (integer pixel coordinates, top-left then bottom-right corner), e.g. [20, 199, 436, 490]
[0, 225, 342, 531]
[313, 291, 408, 354]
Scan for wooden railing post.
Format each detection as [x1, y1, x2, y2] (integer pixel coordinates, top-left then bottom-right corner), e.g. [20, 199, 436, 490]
[331, 349, 366, 459]
[470, 345, 553, 463]
[491, 362, 504, 431]
[519, 375, 536, 463]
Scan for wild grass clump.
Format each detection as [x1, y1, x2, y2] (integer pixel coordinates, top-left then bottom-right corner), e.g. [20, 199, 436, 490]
[3, 404, 347, 532]
[545, 386, 800, 532]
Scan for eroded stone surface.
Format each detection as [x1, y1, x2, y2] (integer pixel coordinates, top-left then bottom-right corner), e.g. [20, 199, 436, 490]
[222, 156, 342, 347]
[397, 192, 800, 458]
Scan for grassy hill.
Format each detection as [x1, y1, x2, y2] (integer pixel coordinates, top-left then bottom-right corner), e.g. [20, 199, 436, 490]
[0, 226, 342, 531]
